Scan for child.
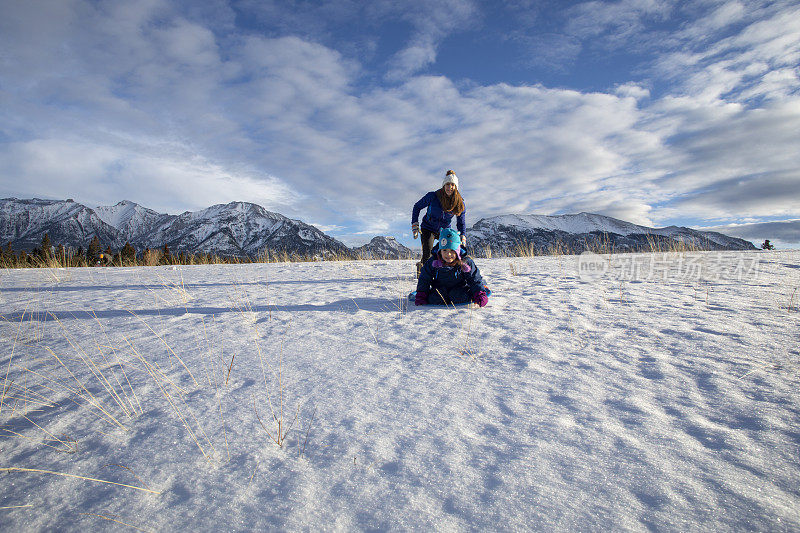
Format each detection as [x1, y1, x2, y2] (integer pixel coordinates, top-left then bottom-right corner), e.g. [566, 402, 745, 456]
[415, 228, 489, 307]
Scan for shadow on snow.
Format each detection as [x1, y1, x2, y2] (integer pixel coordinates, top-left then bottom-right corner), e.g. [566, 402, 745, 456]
[0, 297, 403, 323]
[0, 277, 397, 293]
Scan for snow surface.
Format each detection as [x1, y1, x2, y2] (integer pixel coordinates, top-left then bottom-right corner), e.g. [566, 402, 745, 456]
[1, 251, 799, 531]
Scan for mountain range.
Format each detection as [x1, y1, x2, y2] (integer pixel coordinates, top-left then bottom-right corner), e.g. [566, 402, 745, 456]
[353, 236, 414, 259]
[0, 198, 756, 258]
[467, 213, 756, 254]
[0, 198, 352, 258]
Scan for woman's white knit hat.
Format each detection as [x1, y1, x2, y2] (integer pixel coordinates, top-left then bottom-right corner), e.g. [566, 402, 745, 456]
[442, 170, 458, 188]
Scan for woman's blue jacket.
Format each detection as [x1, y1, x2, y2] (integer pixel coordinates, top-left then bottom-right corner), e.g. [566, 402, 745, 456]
[412, 191, 466, 235]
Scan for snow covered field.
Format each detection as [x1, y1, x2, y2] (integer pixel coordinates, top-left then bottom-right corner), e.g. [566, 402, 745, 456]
[1, 251, 798, 531]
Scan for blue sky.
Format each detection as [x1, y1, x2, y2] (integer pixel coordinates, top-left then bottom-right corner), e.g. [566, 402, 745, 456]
[1, 0, 798, 248]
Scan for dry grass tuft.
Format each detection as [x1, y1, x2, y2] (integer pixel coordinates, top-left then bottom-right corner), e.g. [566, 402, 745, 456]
[252, 334, 299, 448]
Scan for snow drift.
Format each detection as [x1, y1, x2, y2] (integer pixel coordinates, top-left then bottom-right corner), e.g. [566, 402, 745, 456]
[1, 250, 797, 530]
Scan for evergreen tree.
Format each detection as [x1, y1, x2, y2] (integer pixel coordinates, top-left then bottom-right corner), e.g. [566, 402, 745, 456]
[761, 239, 775, 250]
[121, 242, 136, 264]
[40, 233, 52, 259]
[87, 236, 101, 263]
[162, 244, 171, 265]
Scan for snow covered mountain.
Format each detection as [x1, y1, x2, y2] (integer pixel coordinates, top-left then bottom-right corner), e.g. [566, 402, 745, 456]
[353, 236, 414, 259]
[2, 199, 757, 259]
[151, 202, 352, 258]
[0, 198, 352, 258]
[467, 212, 757, 255]
[94, 200, 174, 246]
[0, 198, 124, 251]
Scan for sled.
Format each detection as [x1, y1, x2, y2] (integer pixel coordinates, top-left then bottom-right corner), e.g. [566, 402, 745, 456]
[407, 287, 492, 307]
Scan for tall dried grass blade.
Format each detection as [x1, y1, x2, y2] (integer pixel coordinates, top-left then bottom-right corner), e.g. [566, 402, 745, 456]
[125, 309, 199, 387]
[0, 467, 161, 493]
[48, 312, 132, 417]
[79, 512, 154, 532]
[0, 303, 28, 417]
[42, 346, 127, 430]
[89, 311, 142, 415]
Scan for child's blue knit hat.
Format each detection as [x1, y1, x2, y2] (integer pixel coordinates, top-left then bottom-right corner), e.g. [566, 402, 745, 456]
[438, 228, 461, 252]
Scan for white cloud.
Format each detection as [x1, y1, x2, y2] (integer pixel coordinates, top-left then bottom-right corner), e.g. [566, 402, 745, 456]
[699, 219, 800, 246]
[653, 3, 800, 102]
[152, 19, 220, 68]
[386, 43, 438, 81]
[565, 0, 674, 40]
[615, 83, 651, 100]
[0, 138, 298, 215]
[739, 68, 800, 101]
[1, 0, 799, 246]
[679, 1, 747, 40]
[669, 170, 800, 220]
[511, 33, 583, 72]
[0, 0, 83, 78]
[637, 98, 800, 220]
[383, 0, 478, 80]
[309, 223, 347, 234]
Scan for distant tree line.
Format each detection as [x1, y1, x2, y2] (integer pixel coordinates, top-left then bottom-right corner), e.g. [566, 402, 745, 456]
[4, 233, 777, 269]
[1, 234, 231, 268]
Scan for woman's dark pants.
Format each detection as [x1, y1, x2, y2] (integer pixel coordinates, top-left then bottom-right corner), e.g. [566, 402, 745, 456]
[420, 228, 438, 263]
[417, 228, 439, 278]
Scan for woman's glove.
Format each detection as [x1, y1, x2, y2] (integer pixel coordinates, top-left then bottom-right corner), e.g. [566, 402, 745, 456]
[412, 222, 420, 239]
[414, 291, 428, 306]
[461, 234, 467, 246]
[472, 291, 488, 308]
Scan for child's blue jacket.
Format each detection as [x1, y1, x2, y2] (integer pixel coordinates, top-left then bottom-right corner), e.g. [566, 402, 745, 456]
[416, 253, 485, 297]
[412, 191, 467, 235]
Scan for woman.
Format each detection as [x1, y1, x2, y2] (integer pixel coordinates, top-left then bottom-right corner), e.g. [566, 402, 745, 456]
[411, 170, 467, 276]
